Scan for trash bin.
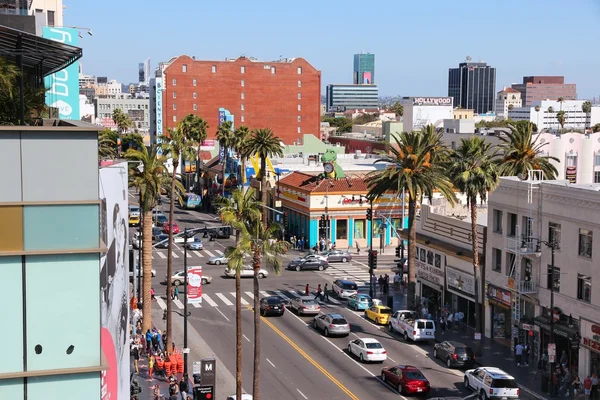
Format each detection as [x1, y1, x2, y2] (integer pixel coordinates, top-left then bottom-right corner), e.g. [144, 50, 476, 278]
[387, 295, 394, 309]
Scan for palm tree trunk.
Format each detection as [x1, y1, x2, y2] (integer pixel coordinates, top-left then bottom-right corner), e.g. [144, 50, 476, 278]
[407, 198, 417, 309]
[260, 156, 268, 222]
[234, 228, 243, 400]
[252, 244, 261, 399]
[141, 208, 153, 332]
[470, 200, 482, 355]
[222, 151, 228, 196]
[166, 161, 178, 353]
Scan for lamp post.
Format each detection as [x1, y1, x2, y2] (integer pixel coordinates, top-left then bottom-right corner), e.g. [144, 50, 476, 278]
[183, 228, 189, 378]
[138, 192, 143, 302]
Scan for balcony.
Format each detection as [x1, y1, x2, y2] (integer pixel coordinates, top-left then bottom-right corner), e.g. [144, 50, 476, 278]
[505, 236, 539, 255]
[517, 279, 538, 294]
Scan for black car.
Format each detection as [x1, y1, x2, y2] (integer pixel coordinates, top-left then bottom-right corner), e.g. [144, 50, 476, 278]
[433, 341, 475, 368]
[286, 258, 328, 271]
[259, 296, 285, 317]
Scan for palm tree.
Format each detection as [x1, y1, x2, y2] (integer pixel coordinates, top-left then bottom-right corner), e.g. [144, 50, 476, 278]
[498, 122, 559, 179]
[233, 125, 251, 188]
[582, 101, 592, 114]
[216, 121, 235, 195]
[366, 130, 456, 308]
[448, 137, 500, 354]
[98, 128, 118, 160]
[112, 108, 133, 134]
[557, 97, 564, 110]
[214, 188, 261, 399]
[534, 105, 541, 131]
[178, 114, 208, 190]
[556, 110, 566, 133]
[159, 124, 200, 352]
[126, 145, 170, 332]
[390, 101, 404, 119]
[244, 128, 285, 221]
[0, 57, 47, 125]
[593, 123, 600, 133]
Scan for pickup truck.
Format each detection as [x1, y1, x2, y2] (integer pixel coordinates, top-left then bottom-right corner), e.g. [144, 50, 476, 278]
[388, 310, 436, 342]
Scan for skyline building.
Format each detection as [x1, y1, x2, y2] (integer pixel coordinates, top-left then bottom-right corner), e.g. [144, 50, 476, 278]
[448, 57, 496, 114]
[353, 53, 375, 84]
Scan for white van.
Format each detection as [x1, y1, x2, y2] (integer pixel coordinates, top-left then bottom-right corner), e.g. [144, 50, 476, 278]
[388, 310, 436, 341]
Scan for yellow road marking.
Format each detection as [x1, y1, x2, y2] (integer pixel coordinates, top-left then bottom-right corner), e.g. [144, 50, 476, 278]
[246, 304, 359, 400]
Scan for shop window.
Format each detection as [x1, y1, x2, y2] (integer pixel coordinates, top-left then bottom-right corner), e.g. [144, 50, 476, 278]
[508, 213, 517, 237]
[578, 229, 593, 258]
[547, 265, 560, 292]
[354, 219, 365, 239]
[419, 248, 426, 262]
[577, 274, 592, 303]
[426, 251, 434, 265]
[492, 248, 502, 272]
[493, 209, 503, 233]
[434, 254, 441, 268]
[548, 222, 561, 249]
[336, 220, 347, 240]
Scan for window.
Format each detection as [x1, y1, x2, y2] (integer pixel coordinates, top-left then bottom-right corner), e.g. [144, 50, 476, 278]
[548, 222, 561, 249]
[193, 92, 197, 99]
[211, 65, 217, 73]
[241, 66, 245, 74]
[241, 104, 245, 111]
[492, 248, 502, 272]
[507, 213, 517, 237]
[193, 79, 197, 86]
[336, 220, 348, 240]
[298, 80, 302, 88]
[47, 10, 55, 26]
[297, 127, 301, 134]
[172, 78, 176, 86]
[241, 80, 245, 87]
[298, 104, 301, 111]
[354, 220, 365, 239]
[298, 93, 302, 100]
[595, 152, 600, 167]
[506, 252, 515, 276]
[173, 103, 176, 110]
[172, 92, 176, 98]
[577, 274, 592, 303]
[579, 229, 593, 258]
[493, 209, 503, 233]
[547, 266, 560, 292]
[522, 216, 532, 239]
[182, 64, 187, 73]
[193, 104, 197, 111]
[271, 67, 276, 74]
[595, 171, 600, 184]
[241, 116, 245, 123]
[297, 116, 301, 122]
[297, 67, 302, 74]
[241, 92, 245, 99]
[173, 115, 177, 122]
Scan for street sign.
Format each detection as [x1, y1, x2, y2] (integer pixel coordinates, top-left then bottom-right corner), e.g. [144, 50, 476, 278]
[193, 361, 201, 375]
[183, 348, 190, 354]
[200, 358, 216, 386]
[549, 355, 556, 363]
[548, 343, 556, 356]
[474, 332, 481, 340]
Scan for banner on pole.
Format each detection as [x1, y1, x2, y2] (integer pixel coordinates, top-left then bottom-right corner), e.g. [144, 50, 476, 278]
[187, 267, 203, 304]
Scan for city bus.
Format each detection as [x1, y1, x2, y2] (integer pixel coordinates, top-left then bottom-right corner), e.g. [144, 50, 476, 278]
[181, 193, 201, 209]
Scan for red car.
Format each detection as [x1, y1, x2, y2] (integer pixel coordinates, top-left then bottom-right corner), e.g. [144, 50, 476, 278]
[163, 222, 179, 234]
[381, 365, 430, 395]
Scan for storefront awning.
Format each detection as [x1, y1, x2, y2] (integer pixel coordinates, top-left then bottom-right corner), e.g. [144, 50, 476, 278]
[534, 316, 579, 340]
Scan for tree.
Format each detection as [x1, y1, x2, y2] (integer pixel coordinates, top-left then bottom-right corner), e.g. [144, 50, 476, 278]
[321, 116, 353, 133]
[390, 101, 404, 118]
[126, 145, 170, 332]
[582, 101, 592, 114]
[498, 122, 559, 179]
[233, 125, 251, 189]
[448, 137, 500, 355]
[214, 188, 261, 399]
[98, 128, 118, 160]
[365, 129, 456, 308]
[593, 123, 600, 133]
[556, 110, 566, 133]
[216, 121, 235, 194]
[159, 124, 199, 353]
[121, 132, 144, 152]
[353, 113, 378, 125]
[244, 128, 284, 222]
[507, 104, 514, 111]
[557, 97, 564, 111]
[0, 57, 47, 125]
[112, 108, 133, 134]
[178, 114, 208, 189]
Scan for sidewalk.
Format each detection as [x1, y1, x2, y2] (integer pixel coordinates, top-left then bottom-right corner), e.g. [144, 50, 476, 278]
[130, 354, 173, 399]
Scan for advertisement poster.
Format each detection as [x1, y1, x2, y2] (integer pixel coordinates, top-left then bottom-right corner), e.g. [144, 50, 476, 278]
[188, 267, 203, 304]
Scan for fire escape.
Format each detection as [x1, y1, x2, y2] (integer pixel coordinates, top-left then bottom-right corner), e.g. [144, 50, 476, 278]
[504, 170, 544, 349]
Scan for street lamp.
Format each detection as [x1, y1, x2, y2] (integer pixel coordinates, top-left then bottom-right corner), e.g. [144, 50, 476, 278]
[356, 195, 375, 298]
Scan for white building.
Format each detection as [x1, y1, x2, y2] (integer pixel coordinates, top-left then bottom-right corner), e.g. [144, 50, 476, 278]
[30, 0, 63, 27]
[107, 80, 122, 96]
[495, 87, 522, 119]
[94, 97, 150, 132]
[486, 176, 600, 379]
[400, 97, 453, 132]
[509, 100, 600, 132]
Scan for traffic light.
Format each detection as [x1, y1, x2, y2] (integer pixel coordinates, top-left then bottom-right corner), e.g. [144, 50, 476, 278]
[366, 208, 372, 221]
[319, 214, 326, 228]
[395, 246, 401, 258]
[368, 250, 378, 269]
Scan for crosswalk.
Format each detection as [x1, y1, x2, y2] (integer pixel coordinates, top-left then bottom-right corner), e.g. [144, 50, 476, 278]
[323, 264, 371, 286]
[151, 248, 224, 260]
[155, 288, 308, 310]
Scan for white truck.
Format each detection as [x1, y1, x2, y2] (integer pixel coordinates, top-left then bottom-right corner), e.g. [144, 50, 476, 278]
[388, 310, 436, 342]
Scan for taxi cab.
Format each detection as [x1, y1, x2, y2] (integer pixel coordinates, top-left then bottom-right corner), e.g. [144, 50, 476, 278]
[129, 215, 141, 227]
[364, 305, 393, 325]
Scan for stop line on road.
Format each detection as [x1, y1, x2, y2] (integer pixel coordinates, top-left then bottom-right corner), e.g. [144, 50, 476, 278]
[150, 248, 224, 260]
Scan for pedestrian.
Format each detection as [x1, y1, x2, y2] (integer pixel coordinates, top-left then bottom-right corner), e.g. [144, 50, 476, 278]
[573, 377, 582, 399]
[515, 342, 524, 367]
[447, 312, 454, 330]
[356, 242, 360, 255]
[378, 275, 384, 293]
[563, 368, 573, 397]
[439, 315, 446, 334]
[132, 342, 140, 374]
[523, 343, 530, 366]
[305, 284, 310, 296]
[315, 284, 322, 301]
[146, 329, 153, 354]
[151, 287, 156, 300]
[584, 376, 592, 400]
[148, 353, 154, 380]
[151, 331, 159, 352]
[130, 378, 142, 400]
[179, 375, 189, 400]
[170, 287, 175, 300]
[157, 330, 164, 352]
[394, 273, 400, 290]
[591, 373, 599, 400]
[323, 283, 329, 301]
[174, 286, 180, 300]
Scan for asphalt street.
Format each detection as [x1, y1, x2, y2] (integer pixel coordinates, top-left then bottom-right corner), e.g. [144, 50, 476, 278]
[129, 190, 473, 399]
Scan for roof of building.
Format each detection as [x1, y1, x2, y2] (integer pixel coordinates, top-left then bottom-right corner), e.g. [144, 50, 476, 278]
[498, 87, 520, 94]
[279, 171, 369, 193]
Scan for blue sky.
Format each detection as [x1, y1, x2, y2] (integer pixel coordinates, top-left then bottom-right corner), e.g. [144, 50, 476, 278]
[67, 0, 600, 99]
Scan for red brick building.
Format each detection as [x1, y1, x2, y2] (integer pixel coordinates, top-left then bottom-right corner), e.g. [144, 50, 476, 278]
[162, 55, 321, 144]
[511, 76, 577, 106]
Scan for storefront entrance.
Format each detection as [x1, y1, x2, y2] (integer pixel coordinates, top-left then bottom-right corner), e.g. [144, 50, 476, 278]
[420, 282, 443, 318]
[490, 304, 511, 341]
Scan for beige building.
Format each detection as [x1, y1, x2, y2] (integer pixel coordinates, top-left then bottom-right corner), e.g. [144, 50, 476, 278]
[30, 0, 63, 27]
[495, 87, 522, 119]
[453, 108, 474, 120]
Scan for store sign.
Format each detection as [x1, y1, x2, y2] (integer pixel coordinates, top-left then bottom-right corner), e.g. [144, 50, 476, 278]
[412, 97, 453, 106]
[200, 139, 216, 151]
[487, 285, 511, 307]
[583, 338, 600, 352]
[281, 191, 306, 203]
[416, 260, 444, 285]
[446, 266, 475, 296]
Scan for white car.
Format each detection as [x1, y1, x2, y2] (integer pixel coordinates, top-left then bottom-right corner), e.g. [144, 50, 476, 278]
[464, 367, 520, 400]
[347, 338, 387, 363]
[167, 270, 212, 286]
[226, 395, 253, 400]
[225, 266, 268, 279]
[208, 256, 228, 265]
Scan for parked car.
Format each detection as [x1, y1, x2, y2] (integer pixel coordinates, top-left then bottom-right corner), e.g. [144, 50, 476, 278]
[364, 305, 393, 325]
[347, 338, 387, 363]
[312, 313, 350, 337]
[167, 270, 212, 286]
[224, 266, 268, 279]
[332, 279, 358, 299]
[129, 266, 156, 279]
[288, 296, 320, 315]
[259, 296, 285, 317]
[388, 310, 436, 342]
[151, 227, 163, 240]
[347, 294, 372, 311]
[322, 249, 352, 263]
[464, 367, 519, 400]
[381, 365, 431, 395]
[433, 341, 475, 368]
[287, 258, 328, 271]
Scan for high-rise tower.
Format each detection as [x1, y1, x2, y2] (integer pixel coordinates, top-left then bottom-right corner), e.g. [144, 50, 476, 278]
[448, 57, 496, 114]
[353, 53, 375, 84]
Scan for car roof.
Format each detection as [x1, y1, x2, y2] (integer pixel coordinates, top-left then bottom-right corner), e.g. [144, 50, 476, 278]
[396, 365, 420, 371]
[327, 313, 345, 318]
[480, 367, 514, 379]
[297, 296, 315, 300]
[337, 279, 356, 284]
[374, 305, 391, 309]
[447, 341, 469, 347]
[263, 296, 283, 301]
[360, 338, 380, 343]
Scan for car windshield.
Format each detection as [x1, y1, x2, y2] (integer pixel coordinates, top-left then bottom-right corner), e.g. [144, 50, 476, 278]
[379, 308, 392, 314]
[492, 379, 518, 388]
[455, 347, 473, 355]
[331, 318, 347, 325]
[342, 283, 357, 290]
[301, 299, 317, 305]
[365, 342, 383, 349]
[266, 298, 283, 305]
[404, 371, 426, 380]
[359, 297, 369, 302]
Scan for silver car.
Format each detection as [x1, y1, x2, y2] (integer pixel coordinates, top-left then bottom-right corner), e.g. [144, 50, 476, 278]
[289, 296, 321, 315]
[312, 313, 351, 337]
[323, 250, 352, 263]
[208, 256, 228, 265]
[186, 240, 203, 250]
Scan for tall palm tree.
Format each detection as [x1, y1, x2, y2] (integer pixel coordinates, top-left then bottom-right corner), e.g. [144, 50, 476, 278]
[216, 121, 235, 195]
[498, 122, 559, 179]
[0, 57, 47, 125]
[582, 101, 592, 114]
[366, 130, 456, 308]
[112, 108, 133, 134]
[126, 145, 170, 332]
[390, 101, 404, 119]
[556, 110, 566, 133]
[214, 188, 261, 400]
[448, 137, 500, 353]
[233, 125, 251, 189]
[159, 124, 200, 352]
[98, 129, 117, 160]
[178, 114, 208, 190]
[244, 128, 284, 221]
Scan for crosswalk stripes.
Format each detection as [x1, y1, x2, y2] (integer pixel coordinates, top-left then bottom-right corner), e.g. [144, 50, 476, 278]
[230, 292, 249, 305]
[204, 250, 215, 257]
[273, 291, 290, 301]
[192, 251, 203, 258]
[185, 251, 192, 258]
[173, 298, 184, 309]
[156, 296, 167, 310]
[215, 293, 234, 306]
[245, 291, 254, 300]
[202, 294, 218, 307]
[151, 247, 226, 260]
[172, 252, 179, 259]
[157, 252, 167, 259]
[259, 291, 270, 298]
[192, 301, 202, 308]
[215, 249, 224, 255]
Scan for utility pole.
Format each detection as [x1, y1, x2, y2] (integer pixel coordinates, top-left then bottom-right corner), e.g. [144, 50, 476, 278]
[138, 192, 143, 302]
[183, 228, 189, 378]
